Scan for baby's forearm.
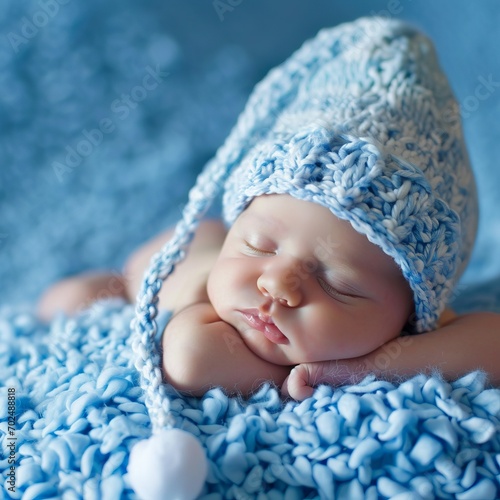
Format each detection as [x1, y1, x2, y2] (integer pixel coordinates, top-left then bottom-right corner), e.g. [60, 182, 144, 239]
[364, 312, 500, 384]
[162, 303, 290, 397]
[284, 312, 500, 400]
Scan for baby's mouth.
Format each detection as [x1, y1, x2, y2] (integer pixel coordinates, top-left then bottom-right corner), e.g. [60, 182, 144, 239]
[239, 309, 289, 345]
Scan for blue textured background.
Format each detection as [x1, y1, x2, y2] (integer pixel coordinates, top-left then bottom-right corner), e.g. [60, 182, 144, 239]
[1, 0, 500, 308]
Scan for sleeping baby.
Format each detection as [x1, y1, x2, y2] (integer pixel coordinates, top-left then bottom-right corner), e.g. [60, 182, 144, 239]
[37, 17, 500, 401]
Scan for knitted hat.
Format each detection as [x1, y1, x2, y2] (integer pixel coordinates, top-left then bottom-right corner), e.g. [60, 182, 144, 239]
[129, 17, 478, 497]
[221, 17, 478, 333]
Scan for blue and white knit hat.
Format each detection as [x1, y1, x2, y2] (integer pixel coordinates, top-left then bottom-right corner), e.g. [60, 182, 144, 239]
[130, 17, 478, 497]
[220, 17, 478, 333]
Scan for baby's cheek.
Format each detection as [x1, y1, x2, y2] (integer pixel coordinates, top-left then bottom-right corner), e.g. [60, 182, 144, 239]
[207, 259, 238, 312]
[206, 265, 221, 307]
[208, 257, 255, 321]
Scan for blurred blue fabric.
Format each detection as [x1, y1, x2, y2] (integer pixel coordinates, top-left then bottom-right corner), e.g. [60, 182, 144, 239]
[1, 0, 500, 307]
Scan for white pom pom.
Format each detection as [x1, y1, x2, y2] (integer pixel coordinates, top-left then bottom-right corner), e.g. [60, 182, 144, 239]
[128, 428, 208, 500]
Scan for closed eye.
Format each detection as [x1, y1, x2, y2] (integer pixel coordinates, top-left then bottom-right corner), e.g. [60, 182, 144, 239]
[318, 277, 356, 301]
[244, 241, 275, 256]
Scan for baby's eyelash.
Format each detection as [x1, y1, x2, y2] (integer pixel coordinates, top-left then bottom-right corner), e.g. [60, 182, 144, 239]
[318, 277, 350, 299]
[244, 241, 275, 256]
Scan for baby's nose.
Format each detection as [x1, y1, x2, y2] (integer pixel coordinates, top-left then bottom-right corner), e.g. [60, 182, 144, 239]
[257, 266, 302, 308]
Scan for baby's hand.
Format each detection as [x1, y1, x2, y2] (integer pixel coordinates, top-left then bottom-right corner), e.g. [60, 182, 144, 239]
[281, 359, 368, 400]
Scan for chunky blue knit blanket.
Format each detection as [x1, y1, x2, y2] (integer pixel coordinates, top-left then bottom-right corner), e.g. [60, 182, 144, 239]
[2, 290, 499, 498]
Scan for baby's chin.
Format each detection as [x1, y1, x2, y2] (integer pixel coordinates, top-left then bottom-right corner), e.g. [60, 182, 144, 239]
[236, 327, 296, 366]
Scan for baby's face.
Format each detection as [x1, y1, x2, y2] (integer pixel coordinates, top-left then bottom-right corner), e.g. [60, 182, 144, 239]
[207, 194, 414, 366]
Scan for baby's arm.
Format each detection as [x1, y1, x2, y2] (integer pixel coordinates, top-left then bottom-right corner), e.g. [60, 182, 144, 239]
[283, 311, 500, 400]
[162, 302, 291, 397]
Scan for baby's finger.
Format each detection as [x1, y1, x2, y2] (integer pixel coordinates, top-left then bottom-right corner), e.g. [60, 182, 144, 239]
[281, 366, 315, 401]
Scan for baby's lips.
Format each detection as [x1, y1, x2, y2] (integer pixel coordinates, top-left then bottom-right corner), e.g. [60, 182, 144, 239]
[258, 312, 275, 325]
[239, 308, 289, 344]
